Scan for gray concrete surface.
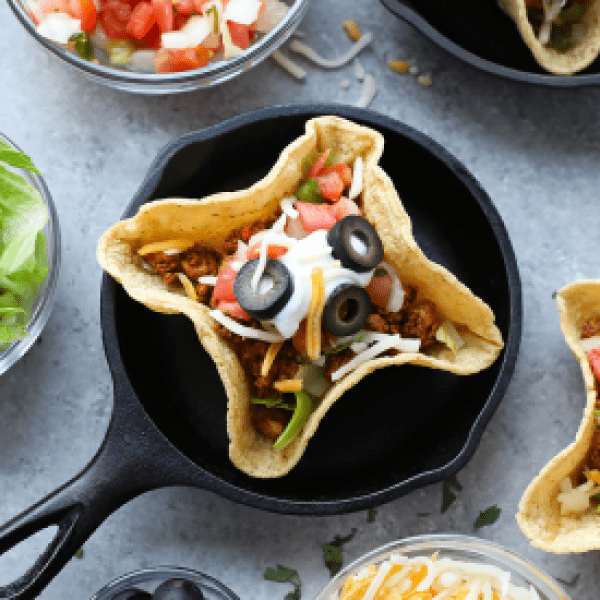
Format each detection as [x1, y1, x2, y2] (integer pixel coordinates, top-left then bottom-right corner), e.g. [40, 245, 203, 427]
[1, 0, 600, 598]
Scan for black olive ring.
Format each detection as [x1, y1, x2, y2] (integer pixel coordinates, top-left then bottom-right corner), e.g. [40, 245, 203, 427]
[326, 215, 384, 273]
[323, 284, 372, 337]
[233, 257, 294, 320]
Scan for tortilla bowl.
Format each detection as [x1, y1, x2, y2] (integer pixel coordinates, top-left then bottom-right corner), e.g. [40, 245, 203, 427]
[498, 0, 600, 75]
[517, 279, 600, 552]
[98, 116, 504, 479]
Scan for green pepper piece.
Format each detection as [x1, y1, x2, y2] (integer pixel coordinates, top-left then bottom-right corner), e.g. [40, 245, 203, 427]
[559, 1, 587, 24]
[106, 40, 135, 65]
[272, 390, 315, 449]
[295, 178, 324, 204]
[69, 32, 94, 60]
[251, 397, 295, 411]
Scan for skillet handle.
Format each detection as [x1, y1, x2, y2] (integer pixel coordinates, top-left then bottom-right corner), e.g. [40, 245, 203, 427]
[0, 388, 190, 600]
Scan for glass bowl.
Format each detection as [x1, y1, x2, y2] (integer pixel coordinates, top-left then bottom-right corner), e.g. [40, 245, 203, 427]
[0, 134, 60, 375]
[315, 535, 570, 600]
[6, 0, 310, 94]
[90, 566, 241, 600]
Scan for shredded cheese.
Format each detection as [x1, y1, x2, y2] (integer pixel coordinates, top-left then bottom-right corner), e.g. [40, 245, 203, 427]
[198, 276, 218, 285]
[209, 310, 285, 342]
[261, 341, 284, 377]
[306, 266, 325, 361]
[178, 272, 198, 301]
[271, 49, 307, 79]
[356, 73, 377, 109]
[273, 378, 303, 392]
[348, 156, 363, 201]
[289, 32, 373, 69]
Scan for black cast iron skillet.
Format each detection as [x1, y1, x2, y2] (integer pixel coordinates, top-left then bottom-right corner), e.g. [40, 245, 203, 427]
[0, 105, 521, 599]
[380, 0, 600, 86]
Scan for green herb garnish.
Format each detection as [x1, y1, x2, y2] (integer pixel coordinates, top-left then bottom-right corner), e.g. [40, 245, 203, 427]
[322, 528, 357, 577]
[295, 178, 323, 204]
[441, 473, 462, 513]
[75, 547, 84, 559]
[325, 334, 364, 355]
[474, 505, 501, 528]
[373, 267, 388, 277]
[272, 391, 315, 449]
[0, 141, 48, 347]
[69, 32, 94, 60]
[301, 151, 334, 177]
[251, 397, 295, 410]
[264, 565, 301, 600]
[367, 508, 377, 522]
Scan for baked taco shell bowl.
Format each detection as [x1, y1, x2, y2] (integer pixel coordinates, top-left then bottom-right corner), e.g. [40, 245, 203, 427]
[517, 278, 600, 552]
[0, 106, 520, 600]
[97, 115, 504, 479]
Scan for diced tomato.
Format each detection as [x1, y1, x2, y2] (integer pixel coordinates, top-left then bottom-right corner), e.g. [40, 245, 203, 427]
[66, 0, 97, 32]
[126, 2, 156, 40]
[172, 0, 194, 12]
[37, 0, 67, 13]
[213, 263, 238, 303]
[588, 348, 600, 382]
[228, 21, 253, 49]
[193, 0, 212, 12]
[329, 197, 360, 221]
[28, 1, 45, 24]
[99, 0, 133, 39]
[218, 301, 250, 320]
[366, 271, 392, 309]
[152, 0, 173, 31]
[307, 148, 332, 179]
[334, 163, 352, 186]
[315, 171, 344, 202]
[295, 202, 337, 233]
[246, 244, 288, 261]
[173, 12, 189, 28]
[139, 22, 161, 47]
[154, 45, 214, 72]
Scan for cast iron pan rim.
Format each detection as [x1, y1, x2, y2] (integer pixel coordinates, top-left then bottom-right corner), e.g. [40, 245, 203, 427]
[379, 0, 600, 87]
[101, 103, 521, 514]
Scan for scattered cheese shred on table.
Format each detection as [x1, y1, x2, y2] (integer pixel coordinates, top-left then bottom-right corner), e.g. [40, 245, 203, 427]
[271, 49, 306, 79]
[289, 32, 372, 69]
[356, 73, 377, 108]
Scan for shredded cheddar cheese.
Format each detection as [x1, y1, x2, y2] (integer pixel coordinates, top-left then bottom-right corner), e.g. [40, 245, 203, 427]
[261, 341, 284, 377]
[178, 272, 198, 301]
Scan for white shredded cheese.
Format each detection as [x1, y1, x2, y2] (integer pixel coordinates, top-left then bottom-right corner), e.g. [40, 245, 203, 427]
[280, 196, 299, 218]
[289, 32, 372, 68]
[209, 310, 285, 342]
[354, 57, 365, 81]
[271, 49, 306, 79]
[580, 335, 600, 352]
[362, 561, 393, 600]
[381, 261, 404, 313]
[164, 249, 182, 256]
[356, 73, 377, 108]
[198, 276, 218, 285]
[348, 156, 363, 200]
[251, 235, 271, 292]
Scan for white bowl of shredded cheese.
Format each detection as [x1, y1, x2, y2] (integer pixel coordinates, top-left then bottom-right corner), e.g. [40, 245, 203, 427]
[314, 535, 570, 600]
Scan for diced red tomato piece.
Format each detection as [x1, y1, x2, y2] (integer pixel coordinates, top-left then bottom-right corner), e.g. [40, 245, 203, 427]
[334, 163, 352, 186]
[37, 0, 67, 13]
[315, 171, 344, 202]
[213, 263, 238, 303]
[295, 202, 337, 233]
[99, 0, 132, 39]
[127, 2, 156, 40]
[366, 271, 392, 309]
[154, 45, 213, 72]
[218, 301, 250, 320]
[588, 348, 600, 382]
[307, 148, 332, 179]
[228, 21, 253, 49]
[193, 0, 212, 12]
[28, 1, 45, 24]
[173, 12, 189, 28]
[172, 0, 194, 12]
[139, 22, 161, 47]
[329, 197, 360, 221]
[152, 0, 173, 32]
[65, 0, 97, 32]
[246, 244, 288, 261]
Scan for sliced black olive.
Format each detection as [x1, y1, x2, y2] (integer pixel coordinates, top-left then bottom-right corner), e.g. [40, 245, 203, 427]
[233, 257, 293, 320]
[110, 589, 152, 600]
[153, 579, 205, 600]
[327, 215, 384, 273]
[323, 284, 371, 337]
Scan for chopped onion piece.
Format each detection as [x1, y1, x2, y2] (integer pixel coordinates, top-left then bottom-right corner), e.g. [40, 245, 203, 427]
[223, 0, 262, 25]
[272, 211, 288, 233]
[289, 32, 372, 68]
[356, 73, 377, 108]
[255, 0, 288, 32]
[37, 13, 82, 44]
[209, 310, 285, 342]
[198, 276, 218, 285]
[436, 320, 465, 353]
[298, 363, 331, 397]
[580, 335, 600, 352]
[348, 156, 363, 200]
[129, 50, 156, 71]
[251, 235, 270, 291]
[377, 261, 404, 312]
[557, 480, 596, 515]
[248, 230, 297, 248]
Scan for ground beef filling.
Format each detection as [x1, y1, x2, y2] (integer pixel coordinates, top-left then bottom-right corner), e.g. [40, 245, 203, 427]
[223, 217, 277, 254]
[582, 316, 600, 470]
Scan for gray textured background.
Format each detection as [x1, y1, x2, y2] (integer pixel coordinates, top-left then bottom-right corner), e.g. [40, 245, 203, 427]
[2, 0, 600, 597]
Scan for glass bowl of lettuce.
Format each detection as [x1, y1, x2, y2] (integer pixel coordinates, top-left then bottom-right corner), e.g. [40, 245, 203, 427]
[0, 134, 60, 374]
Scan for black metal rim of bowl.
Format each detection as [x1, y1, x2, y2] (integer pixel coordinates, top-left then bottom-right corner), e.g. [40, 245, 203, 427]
[0, 133, 61, 371]
[379, 0, 600, 87]
[6, 0, 307, 88]
[105, 103, 522, 513]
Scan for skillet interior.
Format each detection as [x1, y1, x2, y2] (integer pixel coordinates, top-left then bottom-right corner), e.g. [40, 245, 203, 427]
[381, 0, 600, 85]
[113, 109, 517, 504]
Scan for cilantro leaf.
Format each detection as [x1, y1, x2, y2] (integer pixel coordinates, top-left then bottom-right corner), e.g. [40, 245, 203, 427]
[322, 528, 357, 577]
[264, 565, 301, 600]
[367, 508, 377, 523]
[74, 547, 84, 559]
[473, 505, 501, 528]
[441, 473, 462, 513]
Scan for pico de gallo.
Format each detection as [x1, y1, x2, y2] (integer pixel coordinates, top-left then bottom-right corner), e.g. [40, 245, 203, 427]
[28, 0, 289, 73]
[556, 315, 600, 515]
[526, 0, 590, 52]
[137, 149, 464, 449]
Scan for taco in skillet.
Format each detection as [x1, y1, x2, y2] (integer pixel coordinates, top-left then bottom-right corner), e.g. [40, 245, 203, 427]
[97, 116, 503, 479]
[517, 279, 600, 552]
[498, 0, 600, 74]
